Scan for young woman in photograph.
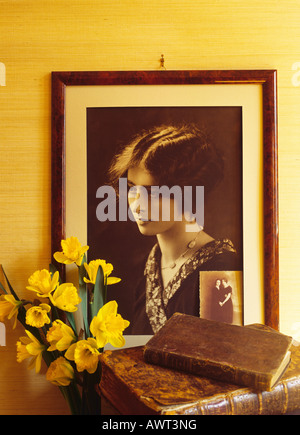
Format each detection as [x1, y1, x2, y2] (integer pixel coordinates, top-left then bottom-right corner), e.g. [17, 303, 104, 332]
[109, 124, 240, 334]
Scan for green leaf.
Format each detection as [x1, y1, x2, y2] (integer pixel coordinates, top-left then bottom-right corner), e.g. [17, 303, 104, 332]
[0, 281, 7, 294]
[78, 254, 89, 336]
[1, 265, 20, 300]
[91, 265, 105, 319]
[65, 311, 77, 334]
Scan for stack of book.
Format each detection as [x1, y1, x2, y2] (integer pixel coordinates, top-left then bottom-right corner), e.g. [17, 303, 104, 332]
[99, 314, 300, 415]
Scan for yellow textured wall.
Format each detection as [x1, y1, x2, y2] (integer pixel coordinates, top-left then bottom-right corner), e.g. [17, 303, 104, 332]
[1, 0, 300, 413]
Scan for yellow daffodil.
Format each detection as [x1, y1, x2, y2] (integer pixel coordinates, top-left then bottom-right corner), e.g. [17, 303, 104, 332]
[65, 338, 100, 374]
[25, 303, 51, 328]
[83, 259, 121, 285]
[46, 319, 76, 352]
[16, 330, 46, 373]
[26, 269, 59, 298]
[0, 295, 22, 328]
[90, 300, 130, 349]
[50, 283, 81, 312]
[46, 356, 74, 386]
[53, 236, 89, 266]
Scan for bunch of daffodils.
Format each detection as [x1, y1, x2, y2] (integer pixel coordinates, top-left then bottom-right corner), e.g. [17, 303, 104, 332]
[0, 237, 129, 415]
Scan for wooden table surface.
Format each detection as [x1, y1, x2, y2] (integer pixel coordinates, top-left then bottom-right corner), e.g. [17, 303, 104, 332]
[0, 321, 70, 415]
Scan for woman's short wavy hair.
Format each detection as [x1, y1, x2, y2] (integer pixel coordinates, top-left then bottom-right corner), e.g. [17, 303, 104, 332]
[108, 123, 224, 195]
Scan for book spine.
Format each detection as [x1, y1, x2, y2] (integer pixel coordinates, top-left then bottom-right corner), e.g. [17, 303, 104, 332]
[159, 378, 300, 415]
[144, 348, 272, 391]
[195, 378, 300, 415]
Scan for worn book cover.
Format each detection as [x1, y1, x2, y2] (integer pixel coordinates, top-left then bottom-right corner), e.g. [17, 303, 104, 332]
[99, 341, 300, 415]
[143, 314, 292, 391]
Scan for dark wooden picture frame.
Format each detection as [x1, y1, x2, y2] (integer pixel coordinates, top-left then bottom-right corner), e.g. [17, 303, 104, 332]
[51, 70, 278, 330]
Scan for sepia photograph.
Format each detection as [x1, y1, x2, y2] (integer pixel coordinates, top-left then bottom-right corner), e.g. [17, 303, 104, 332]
[86, 106, 243, 333]
[200, 270, 243, 326]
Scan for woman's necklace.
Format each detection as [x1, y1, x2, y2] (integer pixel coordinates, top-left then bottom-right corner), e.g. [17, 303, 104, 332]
[161, 232, 201, 270]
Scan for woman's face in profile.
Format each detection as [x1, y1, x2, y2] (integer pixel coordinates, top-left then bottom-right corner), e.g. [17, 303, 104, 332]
[127, 164, 183, 237]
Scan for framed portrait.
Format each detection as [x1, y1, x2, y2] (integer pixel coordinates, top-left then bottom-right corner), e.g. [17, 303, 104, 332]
[51, 70, 278, 343]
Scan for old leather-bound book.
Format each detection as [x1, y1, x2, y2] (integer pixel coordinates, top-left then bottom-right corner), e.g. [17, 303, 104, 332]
[99, 341, 300, 415]
[144, 314, 292, 391]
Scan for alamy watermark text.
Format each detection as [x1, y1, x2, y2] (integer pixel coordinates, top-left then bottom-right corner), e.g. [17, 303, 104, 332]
[95, 178, 204, 232]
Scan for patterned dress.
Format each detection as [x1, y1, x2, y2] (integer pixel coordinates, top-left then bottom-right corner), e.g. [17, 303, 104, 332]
[132, 239, 240, 334]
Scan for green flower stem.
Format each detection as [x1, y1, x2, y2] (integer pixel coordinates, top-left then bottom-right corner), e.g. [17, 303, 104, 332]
[81, 365, 102, 415]
[103, 281, 107, 306]
[60, 382, 82, 415]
